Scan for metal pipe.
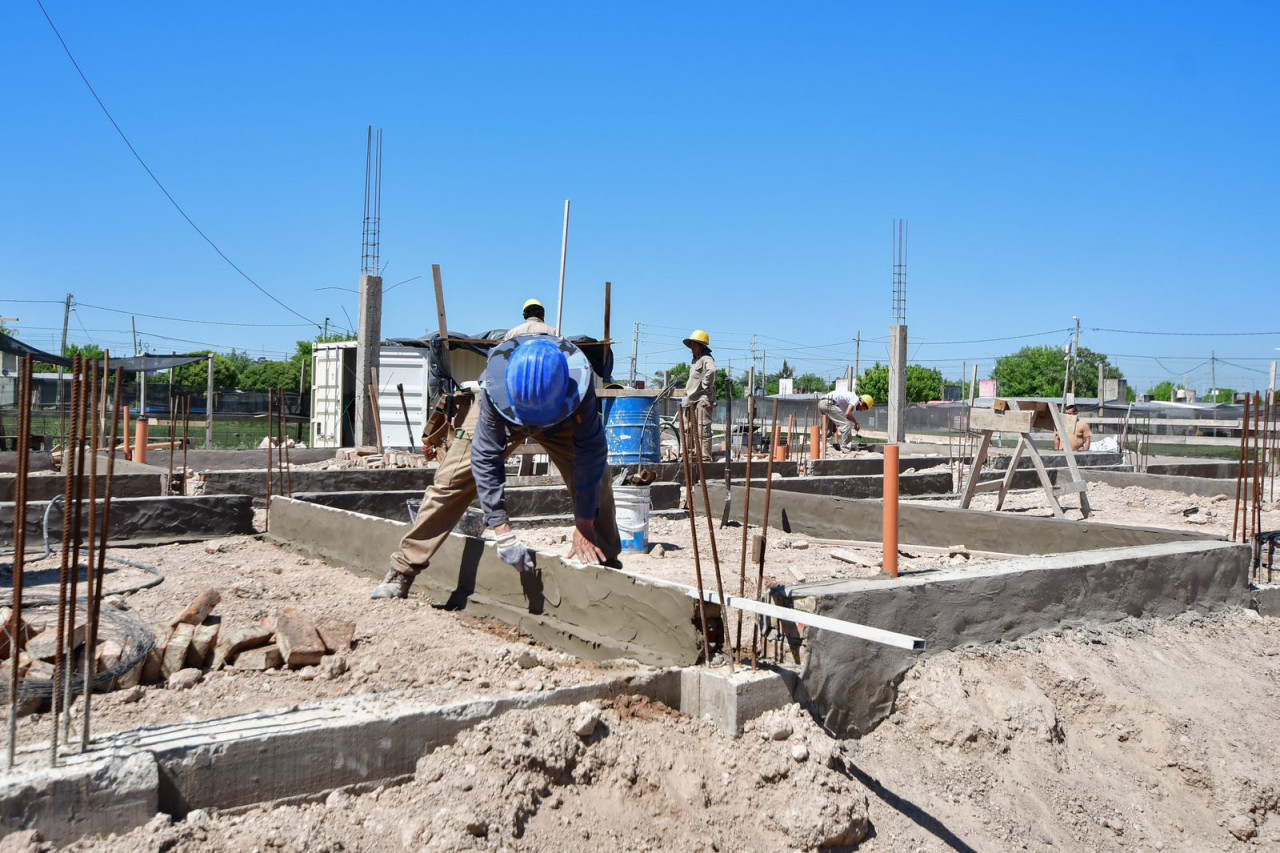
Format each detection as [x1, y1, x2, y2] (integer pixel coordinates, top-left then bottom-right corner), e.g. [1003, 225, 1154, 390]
[677, 406, 711, 667]
[166, 389, 175, 495]
[7, 356, 33, 768]
[396, 383, 413, 451]
[276, 387, 285, 491]
[78, 361, 102, 748]
[693, 409, 732, 673]
[82, 365, 122, 750]
[1233, 395, 1250, 542]
[181, 394, 190, 491]
[265, 388, 274, 528]
[554, 199, 570, 335]
[50, 357, 80, 766]
[883, 443, 900, 578]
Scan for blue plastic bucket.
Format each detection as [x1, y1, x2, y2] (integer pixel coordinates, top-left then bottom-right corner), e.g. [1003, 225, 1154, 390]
[604, 395, 661, 465]
[614, 485, 651, 551]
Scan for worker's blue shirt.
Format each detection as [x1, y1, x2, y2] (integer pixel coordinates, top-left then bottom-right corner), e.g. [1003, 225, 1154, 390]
[470, 384, 606, 529]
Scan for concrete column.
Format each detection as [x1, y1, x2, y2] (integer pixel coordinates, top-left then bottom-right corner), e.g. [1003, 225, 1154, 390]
[888, 324, 907, 443]
[354, 274, 383, 447]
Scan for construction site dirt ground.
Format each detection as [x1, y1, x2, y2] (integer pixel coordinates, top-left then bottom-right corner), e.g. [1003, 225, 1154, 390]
[8, 480, 1280, 851]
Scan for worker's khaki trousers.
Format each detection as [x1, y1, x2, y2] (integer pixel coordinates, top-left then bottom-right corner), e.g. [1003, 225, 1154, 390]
[389, 422, 621, 578]
[818, 398, 855, 449]
[693, 398, 713, 461]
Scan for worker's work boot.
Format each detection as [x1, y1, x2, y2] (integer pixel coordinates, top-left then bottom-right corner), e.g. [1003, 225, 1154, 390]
[370, 569, 414, 600]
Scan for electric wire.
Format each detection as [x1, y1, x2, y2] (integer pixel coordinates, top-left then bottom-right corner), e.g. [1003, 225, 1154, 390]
[34, 0, 321, 329]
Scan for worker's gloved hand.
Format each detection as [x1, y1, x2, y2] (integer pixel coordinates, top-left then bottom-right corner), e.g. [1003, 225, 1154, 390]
[495, 532, 535, 572]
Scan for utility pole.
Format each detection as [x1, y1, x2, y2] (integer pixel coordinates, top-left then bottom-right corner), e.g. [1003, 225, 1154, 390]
[1069, 315, 1081, 399]
[629, 322, 639, 385]
[762, 350, 767, 395]
[855, 330, 861, 386]
[750, 335, 758, 395]
[56, 294, 72, 412]
[1211, 351, 1217, 400]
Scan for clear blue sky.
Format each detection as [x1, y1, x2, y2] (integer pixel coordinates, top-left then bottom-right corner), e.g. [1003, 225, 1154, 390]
[3, 1, 1277, 395]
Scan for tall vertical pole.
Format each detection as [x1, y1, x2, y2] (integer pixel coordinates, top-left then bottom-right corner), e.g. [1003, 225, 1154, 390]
[56, 293, 72, 428]
[629, 322, 639, 385]
[354, 273, 383, 446]
[854, 331, 861, 386]
[1098, 361, 1106, 414]
[602, 281, 612, 381]
[555, 199, 571, 335]
[1070, 315, 1081, 399]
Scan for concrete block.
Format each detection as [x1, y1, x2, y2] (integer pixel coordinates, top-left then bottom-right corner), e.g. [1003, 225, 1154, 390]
[795, 539, 1250, 738]
[678, 666, 798, 735]
[1254, 585, 1280, 618]
[1, 495, 254, 550]
[0, 751, 158, 847]
[274, 611, 325, 668]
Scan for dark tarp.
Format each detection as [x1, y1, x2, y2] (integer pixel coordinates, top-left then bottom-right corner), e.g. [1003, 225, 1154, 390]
[0, 333, 72, 368]
[105, 353, 209, 372]
[387, 329, 614, 407]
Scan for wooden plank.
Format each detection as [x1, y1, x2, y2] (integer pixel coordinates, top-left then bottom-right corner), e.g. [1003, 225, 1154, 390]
[968, 407, 1034, 434]
[1047, 402, 1091, 518]
[994, 436, 1027, 511]
[1021, 436, 1066, 519]
[958, 430, 993, 508]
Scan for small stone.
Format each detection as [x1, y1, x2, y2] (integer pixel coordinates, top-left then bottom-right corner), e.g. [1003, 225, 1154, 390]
[791, 743, 809, 762]
[1226, 814, 1256, 841]
[790, 540, 809, 550]
[167, 668, 203, 690]
[573, 703, 601, 738]
[770, 720, 794, 741]
[204, 542, 225, 555]
[650, 544, 665, 559]
[516, 651, 540, 669]
[118, 686, 145, 704]
[105, 595, 128, 611]
[186, 809, 211, 826]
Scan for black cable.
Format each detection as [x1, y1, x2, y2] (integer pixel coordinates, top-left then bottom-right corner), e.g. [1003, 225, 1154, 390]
[35, 0, 321, 329]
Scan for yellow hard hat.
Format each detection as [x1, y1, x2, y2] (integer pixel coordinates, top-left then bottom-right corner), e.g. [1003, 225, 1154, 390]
[522, 298, 545, 319]
[683, 329, 711, 349]
[859, 394, 874, 409]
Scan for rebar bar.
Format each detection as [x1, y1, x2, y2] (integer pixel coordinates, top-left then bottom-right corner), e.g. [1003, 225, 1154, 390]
[693, 410, 732, 673]
[265, 389, 274, 527]
[677, 406, 711, 667]
[166, 390, 176, 496]
[1233, 395, 1250, 542]
[62, 359, 90, 743]
[281, 388, 293, 497]
[735, 396, 754, 659]
[7, 356, 33, 768]
[50, 357, 80, 766]
[82, 365, 122, 750]
[751, 399, 780, 669]
[181, 394, 190, 492]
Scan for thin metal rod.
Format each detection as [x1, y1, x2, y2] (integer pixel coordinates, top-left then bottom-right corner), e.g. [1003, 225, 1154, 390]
[693, 409, 732, 673]
[276, 387, 285, 491]
[50, 357, 80, 766]
[78, 362, 102, 749]
[181, 394, 190, 491]
[83, 364, 121, 750]
[751, 399, 780, 669]
[678, 406, 711, 666]
[8, 356, 33, 768]
[281, 388, 293, 498]
[555, 199, 570, 335]
[62, 359, 90, 743]
[265, 389, 274, 528]
[166, 389, 175, 495]
[735, 395, 754, 659]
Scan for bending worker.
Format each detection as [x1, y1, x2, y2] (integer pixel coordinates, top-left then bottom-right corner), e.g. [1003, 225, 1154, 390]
[818, 389, 873, 451]
[372, 333, 621, 599]
[505, 298, 554, 340]
[682, 329, 717, 462]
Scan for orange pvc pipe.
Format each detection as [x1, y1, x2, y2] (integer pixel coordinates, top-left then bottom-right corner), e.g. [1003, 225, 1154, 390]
[883, 443, 899, 577]
[122, 406, 131, 460]
[134, 416, 148, 465]
[810, 425, 820, 461]
[786, 414, 795, 460]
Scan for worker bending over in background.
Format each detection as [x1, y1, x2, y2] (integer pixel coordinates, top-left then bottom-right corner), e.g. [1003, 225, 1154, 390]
[682, 329, 717, 462]
[371, 333, 621, 599]
[818, 390, 873, 451]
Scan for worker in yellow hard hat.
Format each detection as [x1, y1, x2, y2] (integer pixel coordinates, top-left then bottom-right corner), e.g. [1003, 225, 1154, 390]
[818, 388, 874, 452]
[503, 298, 555, 341]
[681, 330, 717, 462]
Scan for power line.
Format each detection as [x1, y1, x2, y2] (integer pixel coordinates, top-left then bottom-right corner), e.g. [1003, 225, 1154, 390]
[75, 301, 314, 328]
[35, 0, 321, 329]
[1090, 326, 1280, 337]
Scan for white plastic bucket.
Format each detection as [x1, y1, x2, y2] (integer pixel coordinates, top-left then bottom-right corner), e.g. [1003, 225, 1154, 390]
[614, 485, 651, 552]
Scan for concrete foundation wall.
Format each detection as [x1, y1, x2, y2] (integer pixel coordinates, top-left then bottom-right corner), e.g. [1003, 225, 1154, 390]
[0, 495, 255, 549]
[147, 448, 338, 471]
[266, 498, 700, 667]
[1146, 460, 1241, 479]
[1084, 469, 1245, 499]
[795, 539, 1250, 737]
[292, 482, 686, 523]
[0, 452, 55, 474]
[1, 472, 166, 502]
[197, 467, 434, 499]
[760, 471, 954, 499]
[706, 483, 1218, 555]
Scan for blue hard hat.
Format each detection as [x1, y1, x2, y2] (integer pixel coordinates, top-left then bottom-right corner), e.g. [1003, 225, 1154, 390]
[502, 337, 571, 427]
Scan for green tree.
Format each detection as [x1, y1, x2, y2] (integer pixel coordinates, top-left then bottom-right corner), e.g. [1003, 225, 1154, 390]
[171, 351, 240, 391]
[34, 342, 103, 372]
[795, 373, 830, 394]
[992, 345, 1123, 397]
[239, 360, 300, 391]
[854, 362, 946, 404]
[1207, 388, 1235, 404]
[1147, 380, 1178, 402]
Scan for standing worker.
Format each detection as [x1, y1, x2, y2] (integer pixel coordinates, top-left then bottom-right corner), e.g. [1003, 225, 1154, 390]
[818, 390, 873, 451]
[682, 329, 717, 462]
[371, 333, 622, 599]
[504, 298, 554, 340]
